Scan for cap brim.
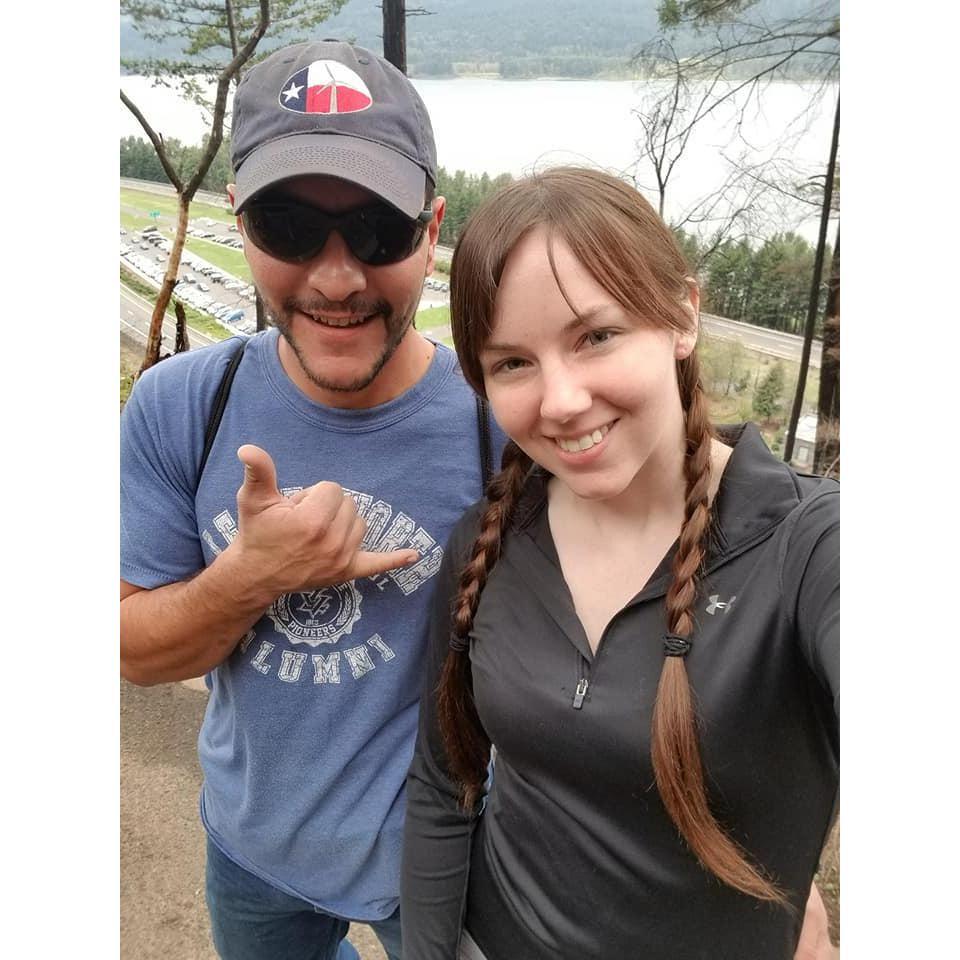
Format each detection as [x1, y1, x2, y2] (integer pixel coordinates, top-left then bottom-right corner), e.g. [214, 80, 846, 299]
[232, 133, 428, 219]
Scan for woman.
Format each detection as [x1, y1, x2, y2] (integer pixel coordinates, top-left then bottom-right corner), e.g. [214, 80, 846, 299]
[401, 167, 838, 959]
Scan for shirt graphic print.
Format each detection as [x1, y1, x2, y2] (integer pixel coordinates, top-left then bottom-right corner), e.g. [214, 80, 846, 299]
[200, 485, 444, 688]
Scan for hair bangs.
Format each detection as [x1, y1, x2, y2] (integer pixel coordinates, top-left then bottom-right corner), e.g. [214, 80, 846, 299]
[450, 167, 700, 395]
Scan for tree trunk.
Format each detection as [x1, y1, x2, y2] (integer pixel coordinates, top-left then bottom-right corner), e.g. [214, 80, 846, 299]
[382, 0, 407, 74]
[783, 92, 839, 464]
[174, 299, 190, 354]
[813, 229, 840, 478]
[140, 194, 191, 376]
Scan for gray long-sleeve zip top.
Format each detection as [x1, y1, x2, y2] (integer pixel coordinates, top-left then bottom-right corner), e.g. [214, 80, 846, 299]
[401, 423, 839, 960]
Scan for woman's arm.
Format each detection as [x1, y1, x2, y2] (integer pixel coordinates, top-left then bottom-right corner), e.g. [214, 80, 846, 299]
[784, 487, 841, 957]
[401, 510, 484, 959]
[783, 486, 840, 716]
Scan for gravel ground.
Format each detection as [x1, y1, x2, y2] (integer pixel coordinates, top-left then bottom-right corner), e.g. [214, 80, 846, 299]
[120, 678, 386, 960]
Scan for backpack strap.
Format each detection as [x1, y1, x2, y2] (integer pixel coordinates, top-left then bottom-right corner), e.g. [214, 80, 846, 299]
[198, 337, 248, 482]
[475, 395, 494, 493]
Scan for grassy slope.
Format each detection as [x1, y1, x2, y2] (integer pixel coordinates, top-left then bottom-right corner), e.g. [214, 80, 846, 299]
[120, 188, 233, 223]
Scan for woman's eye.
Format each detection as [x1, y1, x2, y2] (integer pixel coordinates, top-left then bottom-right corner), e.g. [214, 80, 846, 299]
[496, 357, 528, 373]
[585, 329, 615, 347]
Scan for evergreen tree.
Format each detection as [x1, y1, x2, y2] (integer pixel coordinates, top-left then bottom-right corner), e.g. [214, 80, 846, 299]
[752, 360, 785, 420]
[435, 166, 513, 246]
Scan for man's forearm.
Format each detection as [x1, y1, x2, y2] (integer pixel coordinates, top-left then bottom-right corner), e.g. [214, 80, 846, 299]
[120, 548, 278, 686]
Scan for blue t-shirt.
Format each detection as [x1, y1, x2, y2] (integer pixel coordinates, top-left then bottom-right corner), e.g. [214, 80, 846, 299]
[120, 329, 504, 920]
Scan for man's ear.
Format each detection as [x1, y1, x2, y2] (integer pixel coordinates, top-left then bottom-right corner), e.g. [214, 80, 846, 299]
[227, 184, 242, 233]
[424, 196, 446, 276]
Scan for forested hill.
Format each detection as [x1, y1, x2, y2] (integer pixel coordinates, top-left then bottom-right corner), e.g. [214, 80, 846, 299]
[120, 0, 832, 79]
[320, 0, 662, 77]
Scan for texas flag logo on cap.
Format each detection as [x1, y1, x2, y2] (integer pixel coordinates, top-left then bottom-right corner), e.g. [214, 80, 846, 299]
[279, 60, 373, 115]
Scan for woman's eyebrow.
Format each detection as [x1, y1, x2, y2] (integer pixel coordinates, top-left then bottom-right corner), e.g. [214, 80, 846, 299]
[572, 306, 622, 326]
[482, 306, 624, 355]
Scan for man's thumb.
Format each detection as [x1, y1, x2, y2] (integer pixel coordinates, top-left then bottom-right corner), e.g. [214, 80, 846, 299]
[237, 444, 280, 504]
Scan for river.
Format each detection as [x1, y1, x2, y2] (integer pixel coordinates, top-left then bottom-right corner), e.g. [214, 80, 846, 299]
[119, 74, 837, 242]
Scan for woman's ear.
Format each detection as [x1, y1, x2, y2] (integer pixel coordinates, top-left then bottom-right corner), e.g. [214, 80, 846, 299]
[675, 278, 700, 360]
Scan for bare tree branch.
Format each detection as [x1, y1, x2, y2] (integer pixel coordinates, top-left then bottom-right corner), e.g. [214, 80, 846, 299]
[119, 89, 185, 192]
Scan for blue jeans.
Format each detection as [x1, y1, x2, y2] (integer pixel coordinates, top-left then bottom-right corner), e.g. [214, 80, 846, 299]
[205, 836, 402, 960]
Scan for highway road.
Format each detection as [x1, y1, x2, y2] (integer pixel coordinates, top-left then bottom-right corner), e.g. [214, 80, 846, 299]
[701, 313, 821, 369]
[121, 285, 218, 350]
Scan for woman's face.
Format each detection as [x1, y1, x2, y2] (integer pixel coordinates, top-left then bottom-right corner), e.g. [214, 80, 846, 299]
[479, 228, 697, 503]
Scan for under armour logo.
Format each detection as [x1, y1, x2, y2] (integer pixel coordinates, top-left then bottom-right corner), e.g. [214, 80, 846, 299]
[706, 594, 737, 615]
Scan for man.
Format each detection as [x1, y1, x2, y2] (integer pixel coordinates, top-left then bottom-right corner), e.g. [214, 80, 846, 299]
[120, 38, 835, 960]
[121, 39, 491, 960]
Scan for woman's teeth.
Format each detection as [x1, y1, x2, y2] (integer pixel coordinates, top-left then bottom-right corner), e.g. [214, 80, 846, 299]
[555, 423, 612, 453]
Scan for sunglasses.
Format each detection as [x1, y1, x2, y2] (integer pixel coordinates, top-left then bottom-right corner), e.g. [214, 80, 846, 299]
[241, 194, 434, 266]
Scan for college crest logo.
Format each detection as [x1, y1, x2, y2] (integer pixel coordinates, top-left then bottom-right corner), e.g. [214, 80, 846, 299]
[267, 582, 363, 646]
[278, 60, 373, 115]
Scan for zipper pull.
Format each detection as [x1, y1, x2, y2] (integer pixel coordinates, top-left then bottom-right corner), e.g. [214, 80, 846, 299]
[572, 677, 589, 709]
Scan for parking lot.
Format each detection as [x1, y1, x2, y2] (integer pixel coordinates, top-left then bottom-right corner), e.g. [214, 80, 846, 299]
[120, 223, 259, 335]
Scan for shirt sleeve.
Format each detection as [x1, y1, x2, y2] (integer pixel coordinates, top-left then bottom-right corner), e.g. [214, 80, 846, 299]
[780, 485, 840, 719]
[401, 506, 485, 959]
[120, 359, 206, 588]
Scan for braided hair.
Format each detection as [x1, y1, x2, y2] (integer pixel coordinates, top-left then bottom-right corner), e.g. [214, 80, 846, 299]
[437, 440, 531, 812]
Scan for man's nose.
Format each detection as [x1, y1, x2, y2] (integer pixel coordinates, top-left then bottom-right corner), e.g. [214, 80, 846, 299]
[304, 230, 367, 302]
[539, 363, 592, 424]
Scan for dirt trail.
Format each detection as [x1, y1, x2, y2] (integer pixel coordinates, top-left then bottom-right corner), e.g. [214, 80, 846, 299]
[120, 679, 386, 960]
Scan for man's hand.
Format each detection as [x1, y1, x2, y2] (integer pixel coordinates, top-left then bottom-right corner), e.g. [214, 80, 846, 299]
[232, 444, 419, 597]
[794, 882, 839, 960]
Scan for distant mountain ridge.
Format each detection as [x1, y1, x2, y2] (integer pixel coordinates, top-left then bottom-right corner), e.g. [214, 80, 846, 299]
[121, 0, 834, 79]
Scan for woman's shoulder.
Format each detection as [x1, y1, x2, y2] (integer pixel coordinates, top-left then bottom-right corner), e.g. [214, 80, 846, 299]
[785, 473, 839, 536]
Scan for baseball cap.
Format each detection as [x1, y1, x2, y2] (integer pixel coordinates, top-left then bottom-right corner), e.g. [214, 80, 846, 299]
[230, 40, 437, 219]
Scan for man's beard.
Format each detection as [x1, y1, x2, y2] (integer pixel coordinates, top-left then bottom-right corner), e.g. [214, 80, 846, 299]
[268, 294, 416, 394]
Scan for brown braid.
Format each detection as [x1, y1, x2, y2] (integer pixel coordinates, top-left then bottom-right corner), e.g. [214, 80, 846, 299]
[437, 441, 532, 812]
[652, 355, 788, 905]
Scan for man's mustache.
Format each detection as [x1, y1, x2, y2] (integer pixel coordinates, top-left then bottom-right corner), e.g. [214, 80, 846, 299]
[281, 296, 391, 317]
